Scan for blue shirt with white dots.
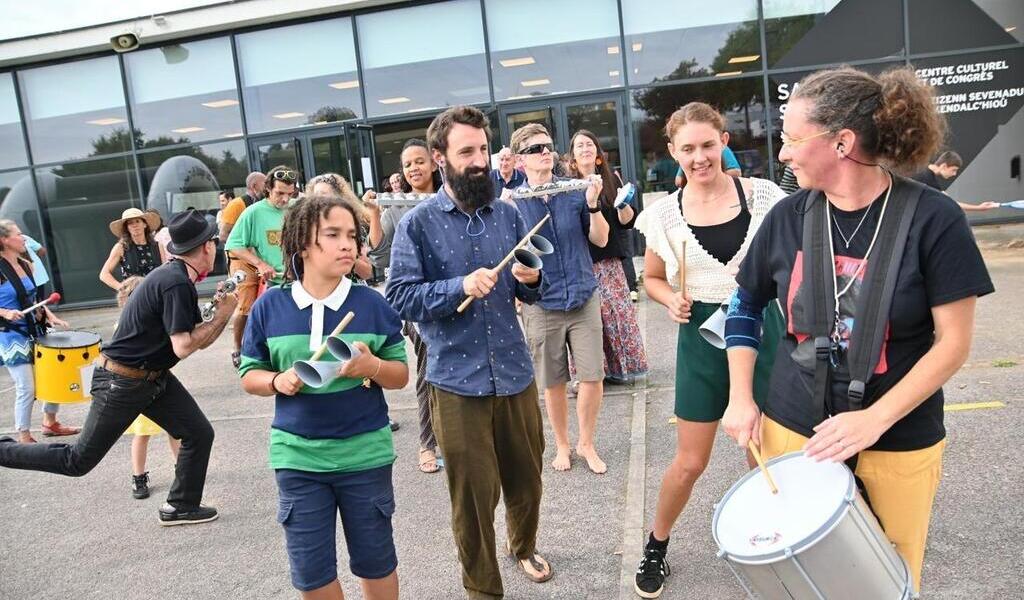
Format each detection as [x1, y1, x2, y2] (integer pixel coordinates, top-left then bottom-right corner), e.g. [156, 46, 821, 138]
[385, 187, 544, 397]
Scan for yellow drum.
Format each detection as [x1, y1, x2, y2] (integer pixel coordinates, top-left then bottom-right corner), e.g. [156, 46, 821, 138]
[34, 330, 102, 404]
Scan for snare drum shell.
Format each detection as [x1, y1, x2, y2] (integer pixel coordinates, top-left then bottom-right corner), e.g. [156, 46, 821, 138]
[34, 330, 102, 404]
[714, 453, 911, 599]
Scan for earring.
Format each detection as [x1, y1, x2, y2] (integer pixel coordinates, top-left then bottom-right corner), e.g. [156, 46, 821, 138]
[595, 157, 603, 166]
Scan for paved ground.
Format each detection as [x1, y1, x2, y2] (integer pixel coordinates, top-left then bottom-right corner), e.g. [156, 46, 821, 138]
[1, 234, 1022, 599]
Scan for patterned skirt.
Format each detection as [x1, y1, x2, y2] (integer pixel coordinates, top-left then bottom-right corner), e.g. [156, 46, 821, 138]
[592, 257, 648, 379]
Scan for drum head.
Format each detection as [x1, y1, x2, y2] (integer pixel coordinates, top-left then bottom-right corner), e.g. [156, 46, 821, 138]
[713, 452, 853, 563]
[35, 330, 101, 349]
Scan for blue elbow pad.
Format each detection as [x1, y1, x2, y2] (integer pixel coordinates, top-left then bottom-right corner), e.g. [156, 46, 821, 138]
[725, 288, 765, 350]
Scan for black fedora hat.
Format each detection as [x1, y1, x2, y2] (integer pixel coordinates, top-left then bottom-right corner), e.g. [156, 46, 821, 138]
[167, 209, 219, 255]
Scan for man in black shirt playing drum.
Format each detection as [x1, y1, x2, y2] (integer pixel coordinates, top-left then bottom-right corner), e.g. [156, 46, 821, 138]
[0, 210, 236, 526]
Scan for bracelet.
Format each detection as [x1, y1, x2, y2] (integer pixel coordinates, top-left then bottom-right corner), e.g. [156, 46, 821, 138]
[270, 371, 283, 394]
[370, 357, 383, 380]
[588, 205, 601, 214]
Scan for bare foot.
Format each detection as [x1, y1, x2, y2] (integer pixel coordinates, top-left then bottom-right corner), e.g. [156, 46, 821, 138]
[551, 446, 572, 471]
[17, 431, 37, 443]
[575, 445, 607, 474]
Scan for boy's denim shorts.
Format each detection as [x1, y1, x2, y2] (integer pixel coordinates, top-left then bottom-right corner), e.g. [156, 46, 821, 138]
[275, 465, 397, 591]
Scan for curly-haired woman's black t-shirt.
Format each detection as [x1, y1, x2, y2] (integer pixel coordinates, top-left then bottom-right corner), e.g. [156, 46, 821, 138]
[736, 185, 994, 451]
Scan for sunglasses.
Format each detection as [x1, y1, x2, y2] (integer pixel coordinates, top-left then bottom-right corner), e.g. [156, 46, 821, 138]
[520, 142, 555, 155]
[270, 169, 298, 182]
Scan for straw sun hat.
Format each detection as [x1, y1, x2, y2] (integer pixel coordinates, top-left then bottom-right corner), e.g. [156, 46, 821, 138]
[109, 208, 161, 237]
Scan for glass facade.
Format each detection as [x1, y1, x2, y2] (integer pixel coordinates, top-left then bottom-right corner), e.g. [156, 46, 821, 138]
[0, 0, 1018, 305]
[124, 37, 243, 146]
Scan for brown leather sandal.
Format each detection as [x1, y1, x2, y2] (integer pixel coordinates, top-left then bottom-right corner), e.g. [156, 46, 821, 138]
[506, 541, 553, 583]
[418, 448, 441, 474]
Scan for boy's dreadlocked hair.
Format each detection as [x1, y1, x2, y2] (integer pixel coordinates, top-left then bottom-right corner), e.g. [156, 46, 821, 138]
[281, 195, 364, 283]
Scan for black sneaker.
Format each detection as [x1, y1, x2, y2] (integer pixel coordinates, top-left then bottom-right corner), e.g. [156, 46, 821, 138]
[389, 418, 400, 432]
[158, 503, 219, 527]
[132, 472, 150, 500]
[231, 351, 241, 369]
[634, 546, 670, 598]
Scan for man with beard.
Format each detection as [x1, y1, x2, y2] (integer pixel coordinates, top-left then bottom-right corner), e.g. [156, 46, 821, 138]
[386, 106, 552, 598]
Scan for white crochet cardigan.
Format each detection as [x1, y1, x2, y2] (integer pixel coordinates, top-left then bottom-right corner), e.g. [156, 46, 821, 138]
[635, 178, 786, 303]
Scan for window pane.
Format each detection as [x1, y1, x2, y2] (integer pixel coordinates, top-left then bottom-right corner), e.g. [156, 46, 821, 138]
[34, 156, 140, 304]
[764, 0, 904, 69]
[0, 169, 46, 248]
[370, 118, 434, 186]
[0, 73, 28, 169]
[138, 140, 249, 217]
[125, 37, 243, 147]
[622, 0, 761, 84]
[359, 0, 489, 117]
[632, 77, 768, 194]
[909, 0, 1023, 54]
[912, 47, 1024, 222]
[19, 56, 130, 164]
[236, 18, 362, 133]
[486, 0, 623, 99]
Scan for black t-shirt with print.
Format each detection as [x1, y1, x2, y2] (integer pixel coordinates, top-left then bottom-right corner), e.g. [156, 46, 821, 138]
[737, 184, 994, 451]
[103, 260, 201, 370]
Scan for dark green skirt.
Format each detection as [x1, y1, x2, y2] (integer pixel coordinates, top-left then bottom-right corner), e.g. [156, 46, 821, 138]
[674, 300, 783, 422]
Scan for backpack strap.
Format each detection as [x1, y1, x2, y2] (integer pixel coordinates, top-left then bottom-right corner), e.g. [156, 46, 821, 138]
[801, 190, 837, 421]
[845, 175, 923, 409]
[0, 257, 43, 337]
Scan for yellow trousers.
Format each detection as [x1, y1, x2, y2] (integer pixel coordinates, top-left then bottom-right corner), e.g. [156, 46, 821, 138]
[760, 416, 945, 593]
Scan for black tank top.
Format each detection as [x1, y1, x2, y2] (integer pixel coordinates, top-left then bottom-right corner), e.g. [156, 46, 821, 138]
[684, 177, 751, 265]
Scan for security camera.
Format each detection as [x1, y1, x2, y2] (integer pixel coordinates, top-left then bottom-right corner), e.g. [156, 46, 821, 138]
[110, 33, 140, 53]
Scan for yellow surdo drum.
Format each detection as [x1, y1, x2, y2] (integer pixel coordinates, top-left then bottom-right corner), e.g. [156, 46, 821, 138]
[34, 330, 101, 404]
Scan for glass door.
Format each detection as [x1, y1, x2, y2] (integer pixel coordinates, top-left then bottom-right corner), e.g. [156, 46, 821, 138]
[250, 135, 306, 189]
[344, 123, 378, 196]
[498, 92, 631, 182]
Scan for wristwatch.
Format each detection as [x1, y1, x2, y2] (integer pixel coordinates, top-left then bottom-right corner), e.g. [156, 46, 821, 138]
[587, 205, 601, 214]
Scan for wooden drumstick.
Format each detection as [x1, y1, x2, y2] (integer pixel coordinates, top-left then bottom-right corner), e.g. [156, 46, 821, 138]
[310, 311, 355, 361]
[748, 440, 779, 495]
[678, 240, 687, 292]
[456, 214, 551, 314]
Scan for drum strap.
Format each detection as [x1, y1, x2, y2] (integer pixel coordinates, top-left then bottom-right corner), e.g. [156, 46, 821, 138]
[0, 257, 44, 338]
[800, 176, 922, 414]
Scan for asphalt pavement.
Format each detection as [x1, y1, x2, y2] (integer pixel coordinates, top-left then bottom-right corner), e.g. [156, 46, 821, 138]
[0, 240, 1021, 600]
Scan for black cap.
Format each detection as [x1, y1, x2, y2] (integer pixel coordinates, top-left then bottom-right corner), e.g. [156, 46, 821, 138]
[166, 209, 218, 255]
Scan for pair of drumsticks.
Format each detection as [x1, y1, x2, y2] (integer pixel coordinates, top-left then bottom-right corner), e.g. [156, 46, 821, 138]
[676, 240, 778, 495]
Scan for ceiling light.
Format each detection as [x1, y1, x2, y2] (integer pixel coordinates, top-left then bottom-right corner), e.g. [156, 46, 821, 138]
[272, 112, 305, 119]
[631, 43, 643, 52]
[714, 71, 742, 77]
[378, 97, 411, 104]
[328, 80, 360, 89]
[1006, 26, 1017, 32]
[609, 70, 620, 77]
[86, 117, 126, 126]
[201, 99, 239, 108]
[500, 57, 535, 67]
[171, 126, 205, 133]
[607, 46, 620, 54]
[521, 78, 550, 87]
[728, 54, 760, 64]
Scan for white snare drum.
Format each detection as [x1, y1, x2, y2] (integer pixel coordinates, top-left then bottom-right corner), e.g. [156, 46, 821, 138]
[712, 452, 911, 599]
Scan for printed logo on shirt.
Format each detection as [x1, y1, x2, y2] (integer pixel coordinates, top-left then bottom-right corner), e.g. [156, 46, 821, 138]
[786, 250, 889, 375]
[266, 230, 282, 246]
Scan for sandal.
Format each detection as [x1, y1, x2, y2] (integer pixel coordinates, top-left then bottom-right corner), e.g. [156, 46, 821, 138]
[506, 541, 553, 583]
[418, 448, 441, 474]
[231, 351, 241, 369]
[42, 422, 81, 437]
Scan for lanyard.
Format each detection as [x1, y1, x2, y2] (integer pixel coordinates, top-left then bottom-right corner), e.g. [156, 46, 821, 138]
[823, 172, 893, 365]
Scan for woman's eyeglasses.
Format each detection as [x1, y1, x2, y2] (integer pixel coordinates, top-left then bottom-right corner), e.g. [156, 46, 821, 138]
[520, 142, 555, 155]
[779, 130, 832, 148]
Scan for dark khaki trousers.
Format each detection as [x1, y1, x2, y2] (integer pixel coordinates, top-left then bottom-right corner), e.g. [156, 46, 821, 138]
[429, 382, 545, 599]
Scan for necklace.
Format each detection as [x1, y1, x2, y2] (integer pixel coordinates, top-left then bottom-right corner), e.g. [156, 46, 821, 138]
[830, 201, 874, 249]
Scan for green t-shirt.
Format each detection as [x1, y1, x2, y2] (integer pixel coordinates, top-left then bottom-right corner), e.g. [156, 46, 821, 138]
[224, 199, 285, 283]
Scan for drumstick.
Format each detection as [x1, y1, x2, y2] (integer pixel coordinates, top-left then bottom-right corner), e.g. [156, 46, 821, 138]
[678, 240, 687, 292]
[456, 214, 551, 314]
[747, 440, 779, 495]
[21, 292, 61, 315]
[310, 312, 355, 361]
